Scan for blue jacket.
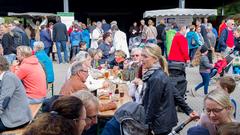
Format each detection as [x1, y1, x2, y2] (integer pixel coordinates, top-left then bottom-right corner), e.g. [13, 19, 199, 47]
[82, 29, 90, 48]
[101, 117, 120, 135]
[218, 28, 229, 52]
[98, 42, 114, 64]
[70, 30, 82, 47]
[40, 29, 52, 48]
[186, 31, 202, 49]
[35, 50, 54, 83]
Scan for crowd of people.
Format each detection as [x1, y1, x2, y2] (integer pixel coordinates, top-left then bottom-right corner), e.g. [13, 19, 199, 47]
[0, 15, 239, 135]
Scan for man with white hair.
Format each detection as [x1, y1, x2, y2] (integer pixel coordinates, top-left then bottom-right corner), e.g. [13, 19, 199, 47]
[91, 21, 103, 49]
[218, 19, 235, 55]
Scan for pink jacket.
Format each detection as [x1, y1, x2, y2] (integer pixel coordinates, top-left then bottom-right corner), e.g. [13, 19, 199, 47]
[11, 55, 47, 99]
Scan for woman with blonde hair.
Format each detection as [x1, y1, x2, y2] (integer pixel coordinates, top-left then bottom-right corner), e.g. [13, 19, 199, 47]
[141, 44, 197, 135]
[197, 90, 235, 135]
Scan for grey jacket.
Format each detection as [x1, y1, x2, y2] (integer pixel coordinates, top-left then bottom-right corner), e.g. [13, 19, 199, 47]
[0, 71, 32, 128]
[199, 55, 213, 73]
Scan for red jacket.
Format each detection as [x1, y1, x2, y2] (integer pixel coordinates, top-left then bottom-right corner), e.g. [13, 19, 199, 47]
[11, 55, 47, 99]
[168, 32, 189, 62]
[214, 58, 227, 74]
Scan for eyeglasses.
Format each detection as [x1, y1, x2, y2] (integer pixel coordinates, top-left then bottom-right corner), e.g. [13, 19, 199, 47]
[204, 107, 225, 115]
[86, 115, 98, 121]
[80, 70, 88, 73]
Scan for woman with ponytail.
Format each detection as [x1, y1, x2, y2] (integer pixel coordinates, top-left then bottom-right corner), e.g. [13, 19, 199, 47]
[140, 44, 198, 135]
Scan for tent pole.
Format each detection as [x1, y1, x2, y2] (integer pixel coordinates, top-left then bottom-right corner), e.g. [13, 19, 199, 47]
[63, 0, 69, 12]
[179, 0, 185, 9]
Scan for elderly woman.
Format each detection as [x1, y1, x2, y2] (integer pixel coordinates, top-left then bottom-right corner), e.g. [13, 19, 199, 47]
[140, 44, 197, 135]
[33, 41, 54, 83]
[88, 48, 103, 69]
[24, 96, 87, 135]
[0, 56, 32, 132]
[11, 46, 47, 104]
[197, 90, 236, 135]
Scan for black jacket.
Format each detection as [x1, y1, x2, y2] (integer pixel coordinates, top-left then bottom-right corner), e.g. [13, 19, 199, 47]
[142, 69, 193, 134]
[2, 33, 16, 55]
[53, 22, 68, 42]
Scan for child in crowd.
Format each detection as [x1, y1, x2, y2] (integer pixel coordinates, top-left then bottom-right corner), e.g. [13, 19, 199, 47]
[79, 41, 87, 51]
[210, 53, 227, 78]
[216, 76, 237, 118]
[191, 46, 213, 96]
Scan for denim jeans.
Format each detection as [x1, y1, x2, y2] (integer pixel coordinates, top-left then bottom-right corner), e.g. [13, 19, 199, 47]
[4, 54, 16, 64]
[44, 47, 51, 56]
[56, 41, 68, 63]
[210, 68, 218, 78]
[28, 97, 46, 104]
[195, 72, 210, 95]
[70, 46, 80, 60]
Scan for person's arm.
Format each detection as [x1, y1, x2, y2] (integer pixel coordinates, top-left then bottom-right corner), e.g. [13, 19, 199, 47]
[202, 56, 213, 69]
[27, 19, 36, 29]
[84, 75, 104, 91]
[52, 25, 56, 42]
[219, 29, 228, 50]
[179, 37, 190, 62]
[145, 78, 164, 123]
[64, 25, 68, 41]
[40, 17, 48, 27]
[0, 74, 17, 114]
[12, 65, 28, 80]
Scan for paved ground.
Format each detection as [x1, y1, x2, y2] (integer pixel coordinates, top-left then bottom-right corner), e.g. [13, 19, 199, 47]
[52, 62, 240, 135]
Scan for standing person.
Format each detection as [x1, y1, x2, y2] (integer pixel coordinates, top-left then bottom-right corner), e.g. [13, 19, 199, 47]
[111, 25, 130, 58]
[81, 23, 90, 49]
[11, 46, 47, 104]
[102, 19, 111, 33]
[0, 56, 32, 132]
[191, 46, 213, 96]
[156, 19, 166, 56]
[218, 19, 235, 56]
[139, 19, 148, 43]
[186, 25, 203, 61]
[145, 19, 157, 44]
[40, 25, 52, 55]
[168, 24, 189, 100]
[129, 22, 140, 50]
[141, 44, 197, 135]
[90, 22, 103, 49]
[53, 16, 69, 64]
[98, 32, 114, 65]
[70, 23, 83, 60]
[206, 23, 216, 64]
[0, 24, 16, 64]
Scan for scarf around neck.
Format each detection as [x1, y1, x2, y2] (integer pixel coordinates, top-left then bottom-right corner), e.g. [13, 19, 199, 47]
[142, 62, 161, 81]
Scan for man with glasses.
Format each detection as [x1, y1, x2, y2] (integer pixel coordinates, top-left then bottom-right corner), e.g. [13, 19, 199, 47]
[218, 19, 235, 56]
[72, 90, 99, 135]
[60, 61, 89, 95]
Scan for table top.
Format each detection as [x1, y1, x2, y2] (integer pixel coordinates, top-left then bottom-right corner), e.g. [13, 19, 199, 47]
[98, 84, 132, 118]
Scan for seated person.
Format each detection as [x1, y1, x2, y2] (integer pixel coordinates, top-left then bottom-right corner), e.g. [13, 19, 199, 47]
[110, 50, 126, 69]
[187, 125, 210, 135]
[33, 41, 54, 83]
[210, 53, 227, 78]
[66, 51, 109, 91]
[11, 46, 47, 104]
[23, 96, 86, 135]
[60, 61, 89, 95]
[72, 90, 117, 135]
[88, 48, 103, 69]
[0, 56, 32, 132]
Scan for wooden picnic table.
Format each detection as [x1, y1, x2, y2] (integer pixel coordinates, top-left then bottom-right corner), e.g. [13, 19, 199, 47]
[98, 83, 132, 118]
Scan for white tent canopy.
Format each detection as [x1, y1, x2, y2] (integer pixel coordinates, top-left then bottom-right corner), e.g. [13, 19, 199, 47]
[143, 8, 217, 18]
[8, 12, 57, 17]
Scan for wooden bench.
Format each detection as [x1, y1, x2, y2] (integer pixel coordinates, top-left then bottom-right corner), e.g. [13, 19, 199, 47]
[1, 104, 42, 135]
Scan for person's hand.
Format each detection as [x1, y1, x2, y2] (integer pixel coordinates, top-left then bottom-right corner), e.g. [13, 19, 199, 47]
[102, 81, 110, 89]
[132, 78, 143, 85]
[189, 111, 200, 121]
